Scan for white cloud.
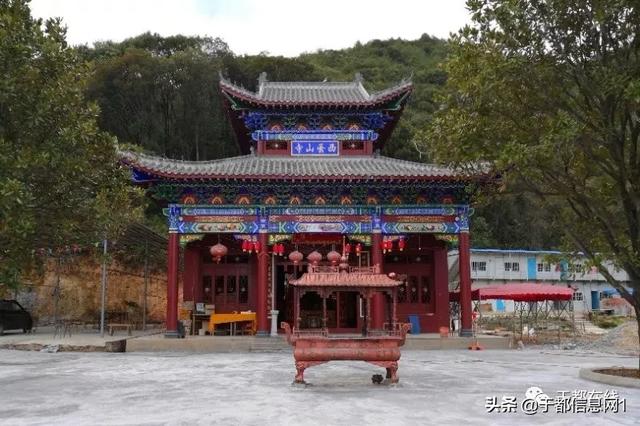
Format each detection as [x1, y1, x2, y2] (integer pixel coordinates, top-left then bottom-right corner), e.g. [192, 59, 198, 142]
[30, 0, 470, 56]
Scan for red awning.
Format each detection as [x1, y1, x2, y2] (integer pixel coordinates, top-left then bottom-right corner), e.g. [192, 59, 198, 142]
[449, 283, 574, 302]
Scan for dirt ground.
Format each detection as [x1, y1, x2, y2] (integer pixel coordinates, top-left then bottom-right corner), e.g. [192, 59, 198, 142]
[582, 321, 639, 356]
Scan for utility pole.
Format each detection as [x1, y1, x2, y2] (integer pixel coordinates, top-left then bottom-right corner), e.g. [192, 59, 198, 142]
[53, 257, 61, 325]
[142, 239, 149, 331]
[100, 238, 108, 337]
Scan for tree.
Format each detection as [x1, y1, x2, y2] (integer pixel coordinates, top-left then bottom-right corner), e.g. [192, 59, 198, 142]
[0, 0, 143, 289]
[425, 0, 640, 366]
[86, 46, 238, 161]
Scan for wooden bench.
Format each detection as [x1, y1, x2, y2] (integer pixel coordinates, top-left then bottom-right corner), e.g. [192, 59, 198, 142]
[108, 323, 133, 336]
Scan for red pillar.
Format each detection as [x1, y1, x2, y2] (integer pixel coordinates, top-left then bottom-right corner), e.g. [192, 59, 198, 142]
[183, 244, 200, 302]
[433, 245, 449, 332]
[256, 232, 269, 335]
[371, 232, 385, 329]
[166, 232, 180, 338]
[459, 232, 473, 336]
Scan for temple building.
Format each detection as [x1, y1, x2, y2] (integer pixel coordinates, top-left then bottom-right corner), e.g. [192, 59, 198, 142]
[121, 72, 484, 337]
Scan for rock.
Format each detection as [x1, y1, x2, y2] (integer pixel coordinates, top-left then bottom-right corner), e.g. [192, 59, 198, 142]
[105, 339, 126, 353]
[40, 344, 59, 353]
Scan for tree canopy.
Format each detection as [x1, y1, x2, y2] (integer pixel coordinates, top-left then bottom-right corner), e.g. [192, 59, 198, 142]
[425, 0, 640, 319]
[0, 0, 143, 288]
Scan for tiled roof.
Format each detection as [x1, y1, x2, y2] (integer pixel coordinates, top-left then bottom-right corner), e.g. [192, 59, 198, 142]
[119, 151, 470, 181]
[289, 272, 402, 288]
[219, 72, 412, 107]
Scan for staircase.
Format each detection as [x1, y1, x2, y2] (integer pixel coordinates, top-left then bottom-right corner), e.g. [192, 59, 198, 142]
[249, 336, 290, 352]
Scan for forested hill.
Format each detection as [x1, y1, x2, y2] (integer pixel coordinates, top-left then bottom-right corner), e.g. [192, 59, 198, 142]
[80, 33, 447, 162]
[79, 33, 560, 250]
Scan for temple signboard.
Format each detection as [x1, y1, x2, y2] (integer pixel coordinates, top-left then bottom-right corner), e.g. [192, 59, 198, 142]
[291, 140, 339, 156]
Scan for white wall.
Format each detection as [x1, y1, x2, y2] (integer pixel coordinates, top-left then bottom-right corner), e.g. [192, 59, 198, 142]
[448, 249, 632, 314]
[462, 251, 630, 283]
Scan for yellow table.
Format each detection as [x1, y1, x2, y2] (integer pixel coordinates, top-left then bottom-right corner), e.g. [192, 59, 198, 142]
[208, 312, 257, 335]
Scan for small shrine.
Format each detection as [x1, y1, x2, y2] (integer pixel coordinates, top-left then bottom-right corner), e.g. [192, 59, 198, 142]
[283, 260, 411, 383]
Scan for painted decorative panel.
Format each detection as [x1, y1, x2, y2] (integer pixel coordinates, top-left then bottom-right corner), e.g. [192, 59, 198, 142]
[166, 204, 470, 235]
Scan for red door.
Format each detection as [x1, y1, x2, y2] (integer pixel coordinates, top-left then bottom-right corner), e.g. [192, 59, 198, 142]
[204, 265, 252, 313]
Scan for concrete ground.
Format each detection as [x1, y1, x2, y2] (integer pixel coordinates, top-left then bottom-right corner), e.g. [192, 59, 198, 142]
[0, 328, 511, 352]
[127, 333, 510, 352]
[0, 327, 162, 350]
[0, 349, 638, 425]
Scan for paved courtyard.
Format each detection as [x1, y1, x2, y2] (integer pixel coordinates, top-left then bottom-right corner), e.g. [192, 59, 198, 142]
[0, 348, 638, 425]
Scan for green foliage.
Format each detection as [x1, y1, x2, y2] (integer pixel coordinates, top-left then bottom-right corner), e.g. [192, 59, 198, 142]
[301, 34, 449, 161]
[0, 0, 144, 288]
[87, 47, 238, 160]
[473, 194, 562, 249]
[82, 33, 449, 162]
[426, 0, 640, 309]
[588, 314, 629, 329]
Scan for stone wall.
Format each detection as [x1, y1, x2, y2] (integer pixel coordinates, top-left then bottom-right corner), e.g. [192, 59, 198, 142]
[8, 257, 170, 326]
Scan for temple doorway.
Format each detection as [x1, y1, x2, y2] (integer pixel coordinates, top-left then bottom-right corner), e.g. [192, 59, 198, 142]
[338, 292, 358, 329]
[297, 291, 360, 332]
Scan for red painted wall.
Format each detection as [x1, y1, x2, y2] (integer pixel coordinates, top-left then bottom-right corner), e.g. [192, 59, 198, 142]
[184, 238, 450, 334]
[384, 245, 449, 333]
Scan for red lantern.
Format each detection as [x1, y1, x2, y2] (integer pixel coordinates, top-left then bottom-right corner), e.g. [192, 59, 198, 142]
[355, 243, 362, 256]
[327, 250, 341, 265]
[307, 250, 322, 265]
[253, 240, 261, 254]
[398, 238, 405, 252]
[210, 243, 228, 263]
[344, 243, 351, 255]
[339, 255, 349, 270]
[242, 240, 249, 253]
[289, 250, 303, 265]
[278, 243, 285, 256]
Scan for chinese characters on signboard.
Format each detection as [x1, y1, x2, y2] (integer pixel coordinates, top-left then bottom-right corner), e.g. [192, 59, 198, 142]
[291, 140, 339, 156]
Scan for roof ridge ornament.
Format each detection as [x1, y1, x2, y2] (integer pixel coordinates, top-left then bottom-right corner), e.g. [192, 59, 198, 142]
[258, 72, 268, 85]
[257, 72, 267, 98]
[354, 72, 364, 83]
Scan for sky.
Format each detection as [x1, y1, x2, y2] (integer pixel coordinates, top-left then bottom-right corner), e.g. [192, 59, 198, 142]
[30, 0, 471, 56]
